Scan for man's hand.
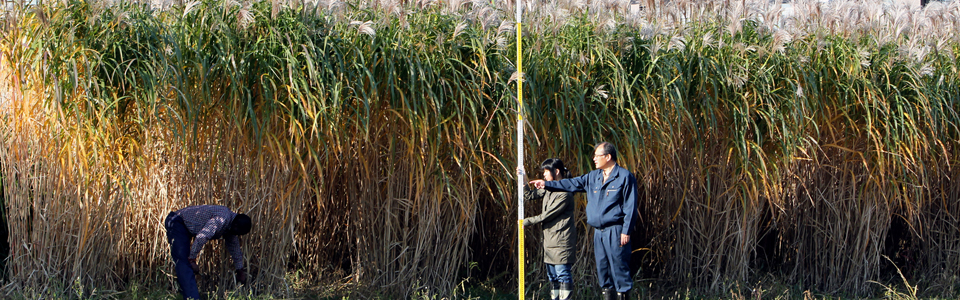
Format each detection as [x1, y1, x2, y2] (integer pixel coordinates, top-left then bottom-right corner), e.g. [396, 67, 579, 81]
[620, 234, 630, 247]
[188, 258, 200, 274]
[236, 268, 249, 285]
[529, 179, 545, 189]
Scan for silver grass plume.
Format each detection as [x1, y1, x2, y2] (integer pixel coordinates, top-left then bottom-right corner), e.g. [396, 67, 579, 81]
[508, 71, 524, 84]
[858, 48, 871, 68]
[498, 20, 514, 36]
[918, 63, 934, 78]
[237, 1, 255, 30]
[350, 20, 377, 38]
[497, 36, 508, 49]
[417, 0, 437, 10]
[771, 29, 792, 55]
[646, 38, 663, 58]
[603, 17, 617, 32]
[452, 21, 468, 40]
[761, 3, 782, 31]
[184, 1, 201, 18]
[727, 66, 748, 89]
[668, 34, 686, 52]
[480, 3, 501, 31]
[702, 31, 716, 49]
[443, 0, 469, 15]
[639, 23, 661, 40]
[594, 85, 609, 100]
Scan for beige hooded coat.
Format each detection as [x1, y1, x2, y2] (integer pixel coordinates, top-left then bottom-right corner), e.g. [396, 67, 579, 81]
[523, 187, 577, 265]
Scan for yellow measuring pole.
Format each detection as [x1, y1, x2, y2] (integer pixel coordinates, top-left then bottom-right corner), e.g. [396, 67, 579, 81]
[515, 2, 525, 299]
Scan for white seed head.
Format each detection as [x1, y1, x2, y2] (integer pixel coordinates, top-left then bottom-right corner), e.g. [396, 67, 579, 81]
[350, 20, 376, 38]
[498, 20, 515, 35]
[702, 31, 715, 49]
[771, 30, 792, 54]
[668, 34, 686, 52]
[452, 22, 468, 40]
[919, 64, 934, 77]
[858, 48, 871, 68]
[646, 38, 663, 57]
[508, 71, 524, 84]
[595, 85, 609, 99]
[493, 36, 505, 49]
[184, 1, 202, 18]
[237, 4, 255, 30]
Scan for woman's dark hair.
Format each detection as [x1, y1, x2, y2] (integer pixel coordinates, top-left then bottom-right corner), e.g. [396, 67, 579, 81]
[540, 158, 572, 179]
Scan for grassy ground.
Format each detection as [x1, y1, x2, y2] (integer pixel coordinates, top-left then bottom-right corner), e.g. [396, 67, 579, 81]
[0, 271, 946, 300]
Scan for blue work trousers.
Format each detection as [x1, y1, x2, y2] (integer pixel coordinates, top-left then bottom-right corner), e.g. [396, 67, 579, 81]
[165, 212, 201, 300]
[546, 263, 572, 283]
[594, 225, 632, 292]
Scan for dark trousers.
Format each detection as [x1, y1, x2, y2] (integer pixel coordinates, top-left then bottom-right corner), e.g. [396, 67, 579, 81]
[594, 225, 632, 292]
[165, 212, 201, 300]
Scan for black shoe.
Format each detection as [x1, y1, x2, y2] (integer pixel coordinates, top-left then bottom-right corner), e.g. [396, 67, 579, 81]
[617, 290, 630, 300]
[558, 282, 573, 300]
[602, 288, 616, 300]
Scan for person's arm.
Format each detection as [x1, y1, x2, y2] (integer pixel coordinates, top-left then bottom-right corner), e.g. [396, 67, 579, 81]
[521, 186, 546, 226]
[225, 234, 249, 284]
[225, 235, 245, 270]
[524, 192, 572, 226]
[189, 216, 228, 261]
[620, 174, 639, 245]
[523, 185, 546, 201]
[542, 173, 589, 193]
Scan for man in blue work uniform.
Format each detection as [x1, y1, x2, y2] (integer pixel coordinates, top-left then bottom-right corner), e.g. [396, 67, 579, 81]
[530, 142, 638, 300]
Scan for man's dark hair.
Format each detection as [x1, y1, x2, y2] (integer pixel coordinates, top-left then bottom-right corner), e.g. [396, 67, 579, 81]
[230, 214, 252, 235]
[540, 158, 572, 179]
[596, 142, 618, 162]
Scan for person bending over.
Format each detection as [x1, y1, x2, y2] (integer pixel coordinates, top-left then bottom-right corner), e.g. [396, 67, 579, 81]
[164, 205, 251, 300]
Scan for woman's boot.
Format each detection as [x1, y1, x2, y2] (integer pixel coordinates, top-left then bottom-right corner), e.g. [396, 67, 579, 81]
[558, 282, 573, 300]
[602, 288, 616, 300]
[549, 281, 560, 300]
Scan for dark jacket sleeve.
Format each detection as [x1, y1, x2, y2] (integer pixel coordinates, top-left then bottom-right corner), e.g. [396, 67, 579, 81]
[190, 217, 227, 259]
[621, 173, 639, 236]
[524, 192, 572, 225]
[523, 185, 546, 202]
[544, 173, 589, 193]
[224, 235, 245, 270]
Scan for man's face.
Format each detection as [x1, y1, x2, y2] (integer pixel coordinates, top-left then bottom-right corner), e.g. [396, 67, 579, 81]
[542, 169, 555, 181]
[593, 148, 611, 169]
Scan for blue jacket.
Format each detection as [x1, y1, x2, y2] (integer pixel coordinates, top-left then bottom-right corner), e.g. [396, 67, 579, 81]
[543, 164, 638, 235]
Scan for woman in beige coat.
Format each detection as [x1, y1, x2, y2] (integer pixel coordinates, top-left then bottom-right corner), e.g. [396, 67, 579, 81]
[524, 158, 577, 300]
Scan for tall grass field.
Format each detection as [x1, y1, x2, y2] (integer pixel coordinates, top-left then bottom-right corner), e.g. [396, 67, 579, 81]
[2, 0, 960, 298]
